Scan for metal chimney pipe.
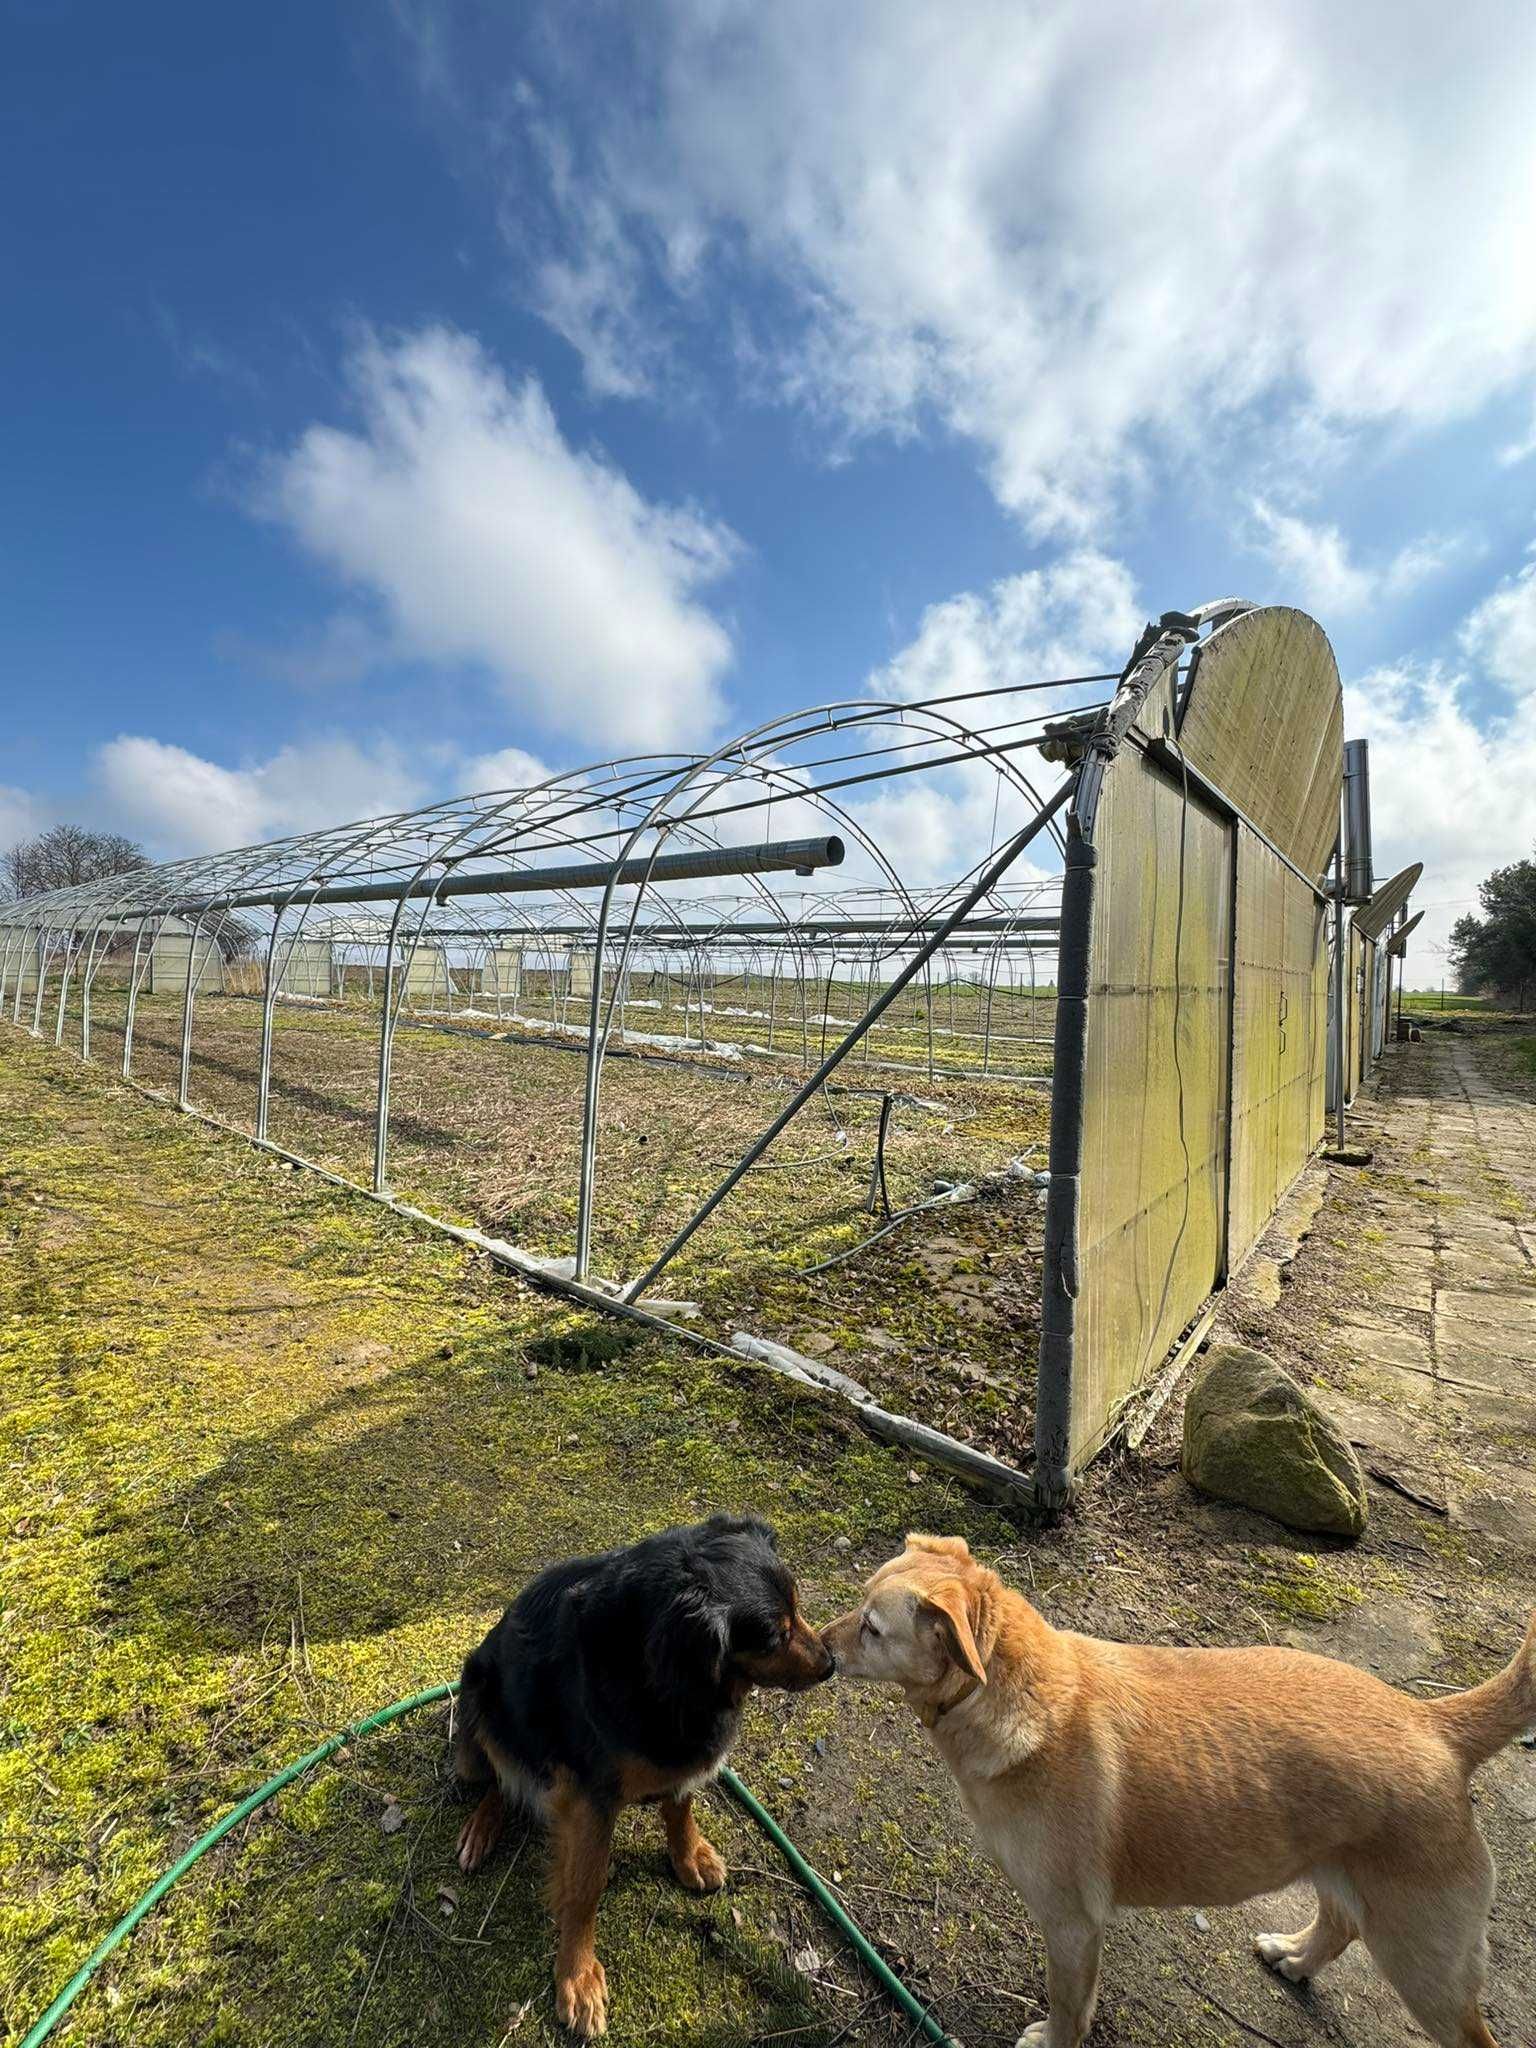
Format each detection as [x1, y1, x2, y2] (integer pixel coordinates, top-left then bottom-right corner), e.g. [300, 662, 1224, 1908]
[1342, 739, 1373, 904]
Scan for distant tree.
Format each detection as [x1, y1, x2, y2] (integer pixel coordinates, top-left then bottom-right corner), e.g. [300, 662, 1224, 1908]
[1448, 855, 1536, 1005]
[2, 824, 148, 901]
[2, 825, 263, 961]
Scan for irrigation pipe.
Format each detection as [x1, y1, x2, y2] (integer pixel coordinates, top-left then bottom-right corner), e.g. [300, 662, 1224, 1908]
[19, 1684, 957, 2048]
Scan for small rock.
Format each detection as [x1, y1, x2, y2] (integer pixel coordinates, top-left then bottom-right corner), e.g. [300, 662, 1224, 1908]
[833, 1535, 853, 1554]
[524, 1365, 538, 1380]
[1182, 1343, 1368, 1540]
[380, 1801, 405, 1835]
[1193, 1911, 1209, 1932]
[778, 1774, 793, 1790]
[813, 1736, 827, 1756]
[792, 1947, 824, 1976]
[907, 1469, 922, 1486]
[1322, 1144, 1374, 1166]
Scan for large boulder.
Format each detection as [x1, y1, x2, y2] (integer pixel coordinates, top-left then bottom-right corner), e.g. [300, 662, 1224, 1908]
[1182, 1344, 1368, 1540]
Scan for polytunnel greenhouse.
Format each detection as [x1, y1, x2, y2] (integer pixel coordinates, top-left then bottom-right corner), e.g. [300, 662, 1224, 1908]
[0, 597, 1421, 1511]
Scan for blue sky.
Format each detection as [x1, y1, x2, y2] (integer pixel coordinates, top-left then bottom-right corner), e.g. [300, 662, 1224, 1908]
[4, 0, 1534, 968]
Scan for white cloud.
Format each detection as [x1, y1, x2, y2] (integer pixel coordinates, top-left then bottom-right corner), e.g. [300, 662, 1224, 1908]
[418, 1, 1536, 535]
[254, 325, 738, 749]
[95, 735, 430, 857]
[1499, 409, 1536, 466]
[1248, 504, 1372, 614]
[1246, 501, 1468, 615]
[458, 745, 558, 794]
[1346, 551, 1536, 973]
[834, 550, 1138, 894]
[0, 785, 46, 855]
[1459, 550, 1536, 689]
[851, 765, 1059, 896]
[872, 551, 1141, 703]
[88, 732, 577, 864]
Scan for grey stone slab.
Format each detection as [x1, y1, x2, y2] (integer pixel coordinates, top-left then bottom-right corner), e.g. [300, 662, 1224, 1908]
[1436, 1325, 1536, 1376]
[1438, 1288, 1536, 1331]
[1443, 1382, 1536, 1438]
[1436, 1248, 1533, 1287]
[1311, 1387, 1438, 1465]
[1333, 1316, 1436, 1374]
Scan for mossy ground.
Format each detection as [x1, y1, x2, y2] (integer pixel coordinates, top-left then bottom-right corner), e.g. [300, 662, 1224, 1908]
[56, 988, 1051, 1464]
[0, 1031, 1016, 2048]
[7, 1025, 1535, 2048]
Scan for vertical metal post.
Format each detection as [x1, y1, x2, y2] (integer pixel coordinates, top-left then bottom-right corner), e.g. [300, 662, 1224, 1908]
[12, 920, 41, 1024]
[178, 915, 211, 1109]
[574, 902, 615, 1279]
[1332, 850, 1348, 1150]
[52, 933, 79, 1046]
[78, 912, 114, 1059]
[373, 905, 410, 1194]
[31, 931, 52, 1035]
[255, 921, 286, 1143]
[123, 924, 150, 1075]
[1, 922, 23, 1014]
[1034, 818, 1096, 1516]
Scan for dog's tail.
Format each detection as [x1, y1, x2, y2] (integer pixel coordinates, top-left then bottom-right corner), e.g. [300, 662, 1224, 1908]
[1427, 1610, 1536, 1771]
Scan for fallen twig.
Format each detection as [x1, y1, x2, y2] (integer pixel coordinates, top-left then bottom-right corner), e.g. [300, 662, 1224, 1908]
[1180, 1974, 1298, 2048]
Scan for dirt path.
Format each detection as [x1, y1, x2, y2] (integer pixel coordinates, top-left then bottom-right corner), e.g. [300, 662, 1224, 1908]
[1122, 1024, 1536, 2046]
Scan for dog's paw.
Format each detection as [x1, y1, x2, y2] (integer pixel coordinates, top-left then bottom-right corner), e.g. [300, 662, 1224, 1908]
[674, 1835, 728, 1893]
[1014, 2024, 1050, 2047]
[456, 1805, 501, 1874]
[555, 1956, 609, 2038]
[1254, 1931, 1308, 1982]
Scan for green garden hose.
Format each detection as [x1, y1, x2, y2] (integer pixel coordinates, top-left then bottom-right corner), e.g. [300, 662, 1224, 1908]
[20, 1684, 957, 2048]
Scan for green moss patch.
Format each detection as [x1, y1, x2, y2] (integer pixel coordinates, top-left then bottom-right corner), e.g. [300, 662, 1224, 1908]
[0, 1034, 1012, 2048]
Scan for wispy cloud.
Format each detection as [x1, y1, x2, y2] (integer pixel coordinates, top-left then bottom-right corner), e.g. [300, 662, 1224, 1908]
[872, 551, 1140, 702]
[1349, 547, 1536, 965]
[95, 733, 429, 856]
[1246, 501, 1472, 615]
[401, 1, 1536, 535]
[250, 324, 740, 751]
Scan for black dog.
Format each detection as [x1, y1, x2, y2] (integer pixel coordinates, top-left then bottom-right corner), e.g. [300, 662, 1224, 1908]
[452, 1514, 833, 2037]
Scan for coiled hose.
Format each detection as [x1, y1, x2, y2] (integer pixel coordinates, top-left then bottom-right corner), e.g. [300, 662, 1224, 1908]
[20, 1683, 956, 2048]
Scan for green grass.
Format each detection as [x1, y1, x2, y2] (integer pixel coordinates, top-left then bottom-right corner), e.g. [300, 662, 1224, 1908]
[1399, 989, 1493, 1012]
[0, 1030, 1015, 2048]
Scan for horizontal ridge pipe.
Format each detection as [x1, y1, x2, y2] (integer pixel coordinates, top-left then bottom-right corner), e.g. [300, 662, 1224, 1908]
[159, 836, 846, 919]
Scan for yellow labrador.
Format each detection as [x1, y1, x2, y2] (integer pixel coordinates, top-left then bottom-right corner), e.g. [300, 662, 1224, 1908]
[822, 1535, 1534, 2048]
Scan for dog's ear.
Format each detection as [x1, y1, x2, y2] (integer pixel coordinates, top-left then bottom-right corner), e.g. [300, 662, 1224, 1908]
[703, 1512, 778, 1551]
[920, 1578, 987, 1685]
[905, 1533, 971, 1561]
[653, 1581, 730, 1689]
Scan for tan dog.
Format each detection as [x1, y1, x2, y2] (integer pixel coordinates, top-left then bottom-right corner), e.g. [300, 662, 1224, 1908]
[823, 1535, 1536, 2048]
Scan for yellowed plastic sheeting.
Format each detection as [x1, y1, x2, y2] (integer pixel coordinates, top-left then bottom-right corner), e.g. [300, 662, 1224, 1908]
[1228, 832, 1329, 1267]
[1347, 926, 1369, 1102]
[1073, 749, 1233, 1466]
[1177, 607, 1343, 887]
